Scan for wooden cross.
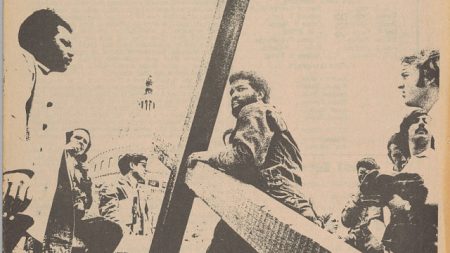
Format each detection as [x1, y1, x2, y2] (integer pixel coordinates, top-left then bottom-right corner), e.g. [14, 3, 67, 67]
[150, 1, 250, 252]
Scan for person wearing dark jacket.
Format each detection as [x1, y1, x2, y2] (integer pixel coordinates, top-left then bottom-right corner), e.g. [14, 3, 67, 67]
[188, 71, 321, 253]
[341, 158, 384, 253]
[44, 129, 122, 253]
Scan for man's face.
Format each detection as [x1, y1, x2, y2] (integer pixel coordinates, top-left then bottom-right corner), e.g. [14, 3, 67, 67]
[68, 129, 90, 156]
[131, 159, 148, 179]
[388, 144, 407, 171]
[357, 166, 372, 183]
[229, 79, 260, 117]
[44, 25, 74, 72]
[398, 64, 426, 107]
[324, 215, 339, 234]
[408, 114, 431, 146]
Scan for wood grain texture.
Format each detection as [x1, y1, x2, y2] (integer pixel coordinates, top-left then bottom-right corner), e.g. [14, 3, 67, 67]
[186, 163, 361, 253]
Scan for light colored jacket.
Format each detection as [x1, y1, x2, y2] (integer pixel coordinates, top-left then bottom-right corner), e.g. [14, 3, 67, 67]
[98, 174, 150, 235]
[4, 50, 67, 242]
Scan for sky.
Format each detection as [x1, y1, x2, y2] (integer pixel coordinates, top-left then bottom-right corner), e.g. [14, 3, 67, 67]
[6, 0, 220, 155]
[5, 0, 445, 250]
[209, 0, 443, 213]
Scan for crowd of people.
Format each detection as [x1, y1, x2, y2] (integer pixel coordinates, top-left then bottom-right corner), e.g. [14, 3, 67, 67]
[187, 49, 440, 253]
[341, 49, 440, 253]
[341, 50, 439, 253]
[2, 7, 441, 253]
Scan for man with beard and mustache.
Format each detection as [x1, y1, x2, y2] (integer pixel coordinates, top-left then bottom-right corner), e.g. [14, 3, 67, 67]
[187, 71, 321, 253]
[399, 109, 437, 205]
[358, 112, 438, 253]
[397, 50, 441, 151]
[368, 109, 439, 253]
[400, 110, 434, 159]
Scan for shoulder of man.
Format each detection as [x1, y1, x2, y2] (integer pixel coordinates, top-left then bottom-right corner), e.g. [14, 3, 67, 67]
[4, 49, 37, 97]
[18, 50, 38, 87]
[98, 182, 118, 196]
[238, 102, 276, 117]
[3, 50, 40, 170]
[240, 102, 289, 132]
[115, 176, 135, 200]
[21, 50, 38, 71]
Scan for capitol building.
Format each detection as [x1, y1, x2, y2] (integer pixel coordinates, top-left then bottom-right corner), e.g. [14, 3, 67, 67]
[85, 75, 175, 251]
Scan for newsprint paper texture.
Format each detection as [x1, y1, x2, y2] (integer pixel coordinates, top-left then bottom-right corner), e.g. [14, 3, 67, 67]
[2, 0, 449, 253]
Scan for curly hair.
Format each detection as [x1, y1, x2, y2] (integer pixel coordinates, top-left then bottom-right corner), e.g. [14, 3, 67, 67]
[229, 71, 270, 103]
[19, 9, 72, 55]
[356, 157, 380, 171]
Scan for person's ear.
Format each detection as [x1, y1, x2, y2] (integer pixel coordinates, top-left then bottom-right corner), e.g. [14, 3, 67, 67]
[129, 162, 135, 170]
[66, 131, 73, 144]
[424, 77, 436, 87]
[257, 90, 264, 100]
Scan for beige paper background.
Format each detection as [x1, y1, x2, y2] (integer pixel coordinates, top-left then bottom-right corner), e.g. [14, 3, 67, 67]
[3, 0, 449, 252]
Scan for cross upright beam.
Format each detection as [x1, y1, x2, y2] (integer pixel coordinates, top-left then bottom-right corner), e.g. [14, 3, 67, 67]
[150, 1, 250, 252]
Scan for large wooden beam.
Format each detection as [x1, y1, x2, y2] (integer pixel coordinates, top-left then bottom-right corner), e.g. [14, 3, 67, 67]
[186, 163, 361, 253]
[150, 1, 250, 252]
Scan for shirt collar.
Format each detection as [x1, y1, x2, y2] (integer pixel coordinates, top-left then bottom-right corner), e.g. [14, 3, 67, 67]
[36, 60, 51, 75]
[125, 173, 139, 188]
[22, 49, 51, 75]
